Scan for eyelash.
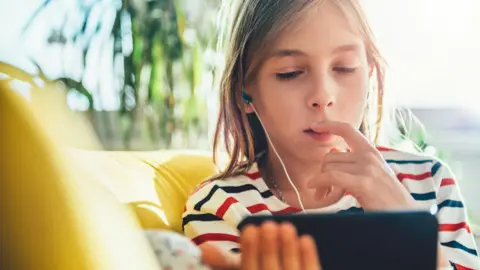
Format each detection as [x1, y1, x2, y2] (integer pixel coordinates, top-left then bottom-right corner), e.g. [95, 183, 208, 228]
[333, 67, 358, 74]
[276, 71, 304, 80]
[276, 67, 357, 81]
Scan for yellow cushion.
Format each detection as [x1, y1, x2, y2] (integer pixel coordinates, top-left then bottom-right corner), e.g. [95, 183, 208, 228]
[131, 151, 218, 233]
[68, 150, 219, 233]
[0, 84, 161, 270]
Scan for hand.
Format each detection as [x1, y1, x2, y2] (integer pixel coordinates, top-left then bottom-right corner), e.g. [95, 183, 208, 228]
[200, 222, 321, 270]
[241, 221, 321, 270]
[308, 121, 419, 211]
[199, 243, 239, 270]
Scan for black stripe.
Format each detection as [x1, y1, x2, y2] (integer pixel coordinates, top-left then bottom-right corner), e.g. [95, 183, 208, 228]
[441, 241, 478, 256]
[222, 184, 273, 198]
[338, 207, 364, 214]
[411, 192, 436, 201]
[438, 200, 464, 210]
[449, 261, 458, 270]
[182, 213, 223, 231]
[260, 189, 274, 198]
[385, 159, 433, 165]
[431, 162, 441, 177]
[194, 184, 273, 211]
[194, 185, 220, 211]
[231, 248, 241, 253]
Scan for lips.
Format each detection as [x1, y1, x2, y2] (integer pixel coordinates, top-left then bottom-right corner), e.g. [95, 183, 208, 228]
[303, 128, 329, 135]
[303, 128, 334, 142]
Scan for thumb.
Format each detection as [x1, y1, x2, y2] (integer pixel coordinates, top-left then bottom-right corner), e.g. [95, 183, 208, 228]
[199, 243, 240, 270]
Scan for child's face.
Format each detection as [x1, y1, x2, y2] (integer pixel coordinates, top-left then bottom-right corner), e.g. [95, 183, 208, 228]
[246, 1, 371, 160]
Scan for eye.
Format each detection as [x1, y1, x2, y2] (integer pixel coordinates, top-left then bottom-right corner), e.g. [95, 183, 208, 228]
[333, 67, 358, 74]
[276, 70, 304, 80]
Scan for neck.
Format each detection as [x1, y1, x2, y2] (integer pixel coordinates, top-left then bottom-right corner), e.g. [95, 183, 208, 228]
[262, 147, 329, 192]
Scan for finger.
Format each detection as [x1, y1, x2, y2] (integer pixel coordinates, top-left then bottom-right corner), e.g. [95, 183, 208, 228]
[300, 235, 321, 270]
[329, 147, 341, 153]
[200, 243, 240, 270]
[315, 186, 333, 200]
[260, 221, 281, 270]
[280, 222, 301, 270]
[324, 151, 385, 170]
[309, 170, 361, 193]
[323, 151, 357, 164]
[310, 121, 372, 152]
[240, 225, 259, 270]
[322, 162, 361, 175]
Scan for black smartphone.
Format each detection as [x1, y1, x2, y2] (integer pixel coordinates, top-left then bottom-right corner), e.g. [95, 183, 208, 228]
[238, 210, 438, 270]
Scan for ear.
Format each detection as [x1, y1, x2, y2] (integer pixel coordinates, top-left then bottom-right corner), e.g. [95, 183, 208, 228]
[236, 93, 254, 114]
[244, 102, 254, 114]
[241, 89, 254, 114]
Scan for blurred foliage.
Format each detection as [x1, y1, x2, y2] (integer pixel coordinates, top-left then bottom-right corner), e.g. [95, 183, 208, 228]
[390, 108, 447, 160]
[2, 0, 446, 155]
[0, 61, 94, 111]
[12, 0, 222, 150]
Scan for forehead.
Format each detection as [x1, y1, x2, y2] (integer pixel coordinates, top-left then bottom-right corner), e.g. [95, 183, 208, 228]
[271, 1, 365, 53]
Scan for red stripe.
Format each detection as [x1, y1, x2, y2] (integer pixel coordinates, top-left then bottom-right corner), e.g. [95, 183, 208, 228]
[247, 203, 300, 214]
[440, 178, 456, 186]
[376, 146, 396, 152]
[397, 171, 431, 181]
[245, 171, 261, 180]
[247, 203, 271, 213]
[439, 222, 471, 233]
[453, 263, 474, 270]
[274, 206, 301, 214]
[192, 233, 240, 246]
[216, 197, 238, 218]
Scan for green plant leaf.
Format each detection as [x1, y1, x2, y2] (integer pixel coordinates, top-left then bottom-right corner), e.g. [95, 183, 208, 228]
[53, 77, 94, 110]
[173, 0, 187, 41]
[192, 41, 203, 94]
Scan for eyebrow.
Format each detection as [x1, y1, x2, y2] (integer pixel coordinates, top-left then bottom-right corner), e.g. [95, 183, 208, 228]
[331, 43, 362, 54]
[267, 43, 362, 60]
[267, 49, 307, 59]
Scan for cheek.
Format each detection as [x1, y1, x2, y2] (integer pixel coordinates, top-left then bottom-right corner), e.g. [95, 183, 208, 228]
[259, 95, 296, 126]
[337, 75, 369, 122]
[253, 75, 296, 113]
[253, 89, 300, 137]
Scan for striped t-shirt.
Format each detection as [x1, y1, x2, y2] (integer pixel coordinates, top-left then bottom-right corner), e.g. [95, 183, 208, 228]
[182, 147, 479, 269]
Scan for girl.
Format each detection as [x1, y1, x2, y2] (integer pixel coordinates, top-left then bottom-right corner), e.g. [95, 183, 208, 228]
[182, 0, 479, 269]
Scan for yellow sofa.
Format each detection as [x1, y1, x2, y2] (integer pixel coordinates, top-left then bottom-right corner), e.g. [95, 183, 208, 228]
[0, 84, 218, 269]
[67, 149, 218, 233]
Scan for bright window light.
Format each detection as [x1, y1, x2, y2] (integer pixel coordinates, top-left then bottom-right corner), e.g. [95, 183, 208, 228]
[362, 0, 480, 110]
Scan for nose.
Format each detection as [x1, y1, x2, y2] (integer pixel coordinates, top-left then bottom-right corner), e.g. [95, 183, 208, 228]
[307, 75, 335, 110]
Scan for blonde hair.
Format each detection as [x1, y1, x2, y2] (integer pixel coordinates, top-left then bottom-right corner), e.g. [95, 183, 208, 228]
[212, 0, 386, 180]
